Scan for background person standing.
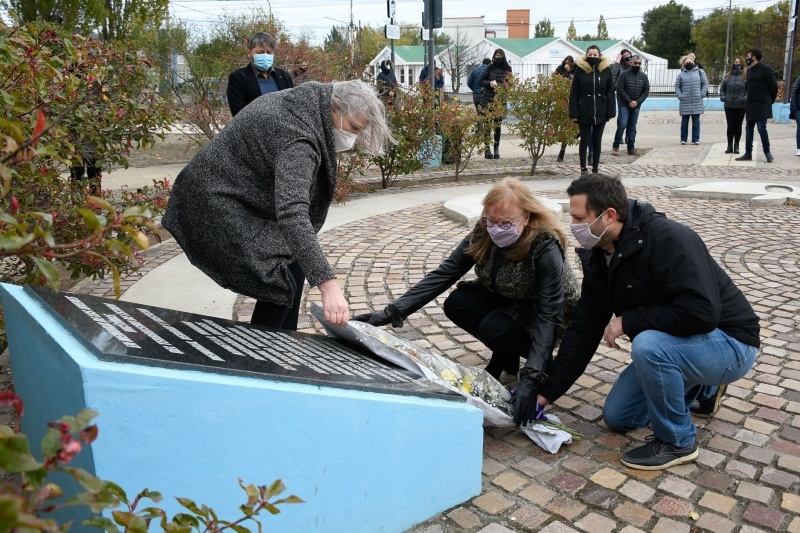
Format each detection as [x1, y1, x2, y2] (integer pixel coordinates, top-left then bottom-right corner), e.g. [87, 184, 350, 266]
[467, 58, 491, 111]
[675, 55, 708, 145]
[478, 49, 513, 159]
[720, 56, 747, 154]
[612, 55, 649, 157]
[736, 49, 778, 163]
[791, 74, 800, 156]
[226, 32, 294, 117]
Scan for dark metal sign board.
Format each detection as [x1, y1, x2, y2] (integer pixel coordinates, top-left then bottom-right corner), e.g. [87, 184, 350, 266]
[27, 286, 461, 401]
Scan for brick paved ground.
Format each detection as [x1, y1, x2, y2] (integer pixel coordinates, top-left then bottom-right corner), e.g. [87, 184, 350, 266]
[18, 161, 800, 532]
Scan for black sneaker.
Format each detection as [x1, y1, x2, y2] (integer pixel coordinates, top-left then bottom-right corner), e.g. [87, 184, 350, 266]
[621, 436, 698, 470]
[690, 385, 727, 418]
[735, 153, 752, 161]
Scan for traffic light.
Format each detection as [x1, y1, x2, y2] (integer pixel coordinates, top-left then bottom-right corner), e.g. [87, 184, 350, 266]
[421, 0, 442, 29]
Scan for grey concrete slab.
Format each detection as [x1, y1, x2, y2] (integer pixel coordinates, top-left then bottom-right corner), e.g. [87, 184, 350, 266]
[442, 193, 563, 228]
[671, 181, 800, 206]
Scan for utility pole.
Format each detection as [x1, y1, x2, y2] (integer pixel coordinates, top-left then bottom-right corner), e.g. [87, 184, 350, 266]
[783, 0, 799, 102]
[426, 0, 435, 94]
[349, 0, 355, 71]
[724, 0, 732, 74]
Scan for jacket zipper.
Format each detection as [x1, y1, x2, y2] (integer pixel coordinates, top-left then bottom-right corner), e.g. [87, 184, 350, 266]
[592, 67, 597, 125]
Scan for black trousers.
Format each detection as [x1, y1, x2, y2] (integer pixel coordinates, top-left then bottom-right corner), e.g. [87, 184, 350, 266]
[251, 261, 305, 330]
[70, 158, 102, 195]
[443, 284, 530, 378]
[477, 103, 502, 149]
[724, 107, 746, 146]
[579, 122, 606, 171]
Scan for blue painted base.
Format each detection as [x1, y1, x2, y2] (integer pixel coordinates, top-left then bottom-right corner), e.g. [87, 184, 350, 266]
[640, 98, 793, 124]
[0, 284, 483, 532]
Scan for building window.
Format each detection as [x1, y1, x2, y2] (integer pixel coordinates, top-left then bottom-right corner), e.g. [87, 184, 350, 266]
[537, 64, 551, 76]
[400, 69, 405, 84]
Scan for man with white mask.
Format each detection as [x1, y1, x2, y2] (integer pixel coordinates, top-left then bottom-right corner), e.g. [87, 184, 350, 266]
[227, 32, 294, 117]
[533, 174, 760, 470]
[164, 80, 392, 329]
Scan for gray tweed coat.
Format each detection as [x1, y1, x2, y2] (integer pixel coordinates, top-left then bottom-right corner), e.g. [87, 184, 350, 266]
[162, 82, 338, 306]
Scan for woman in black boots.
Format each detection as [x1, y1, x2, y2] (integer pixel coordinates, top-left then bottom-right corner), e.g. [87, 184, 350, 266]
[478, 48, 513, 159]
[720, 56, 747, 154]
[569, 45, 615, 173]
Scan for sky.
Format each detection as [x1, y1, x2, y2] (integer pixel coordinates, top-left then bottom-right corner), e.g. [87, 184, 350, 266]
[169, 0, 785, 45]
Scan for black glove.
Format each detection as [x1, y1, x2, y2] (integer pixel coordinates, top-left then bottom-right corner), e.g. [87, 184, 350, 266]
[352, 304, 404, 328]
[512, 368, 548, 427]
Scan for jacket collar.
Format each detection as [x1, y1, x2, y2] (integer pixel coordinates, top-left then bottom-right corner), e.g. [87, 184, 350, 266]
[576, 55, 611, 73]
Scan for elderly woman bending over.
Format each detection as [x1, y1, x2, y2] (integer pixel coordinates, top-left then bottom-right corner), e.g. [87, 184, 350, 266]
[163, 80, 392, 329]
[355, 178, 580, 426]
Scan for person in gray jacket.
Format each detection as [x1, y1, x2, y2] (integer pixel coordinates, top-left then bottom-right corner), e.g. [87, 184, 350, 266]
[163, 80, 392, 329]
[675, 54, 708, 145]
[612, 55, 649, 156]
[720, 56, 747, 154]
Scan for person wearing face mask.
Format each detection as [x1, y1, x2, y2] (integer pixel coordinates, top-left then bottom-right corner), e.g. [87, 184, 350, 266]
[611, 49, 632, 88]
[529, 174, 759, 470]
[720, 56, 747, 154]
[612, 54, 649, 157]
[569, 45, 616, 174]
[353, 178, 580, 415]
[790, 73, 800, 156]
[675, 54, 708, 145]
[163, 80, 393, 329]
[375, 59, 398, 104]
[735, 49, 778, 163]
[478, 49, 513, 159]
[226, 32, 294, 117]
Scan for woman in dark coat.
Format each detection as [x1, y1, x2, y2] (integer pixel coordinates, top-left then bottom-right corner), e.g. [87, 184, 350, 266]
[569, 45, 616, 174]
[163, 80, 392, 329]
[791, 74, 800, 156]
[720, 56, 747, 154]
[354, 178, 580, 425]
[478, 48, 513, 159]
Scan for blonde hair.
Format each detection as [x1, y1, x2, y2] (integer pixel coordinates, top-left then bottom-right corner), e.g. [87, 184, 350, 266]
[466, 178, 568, 264]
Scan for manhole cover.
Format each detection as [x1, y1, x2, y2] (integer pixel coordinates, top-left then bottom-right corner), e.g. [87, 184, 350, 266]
[764, 185, 794, 193]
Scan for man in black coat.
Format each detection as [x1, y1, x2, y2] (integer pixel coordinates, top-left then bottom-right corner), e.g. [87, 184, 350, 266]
[531, 175, 760, 470]
[226, 32, 294, 117]
[735, 48, 778, 163]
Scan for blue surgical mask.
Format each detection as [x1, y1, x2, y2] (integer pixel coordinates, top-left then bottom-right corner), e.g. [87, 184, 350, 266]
[253, 53, 274, 72]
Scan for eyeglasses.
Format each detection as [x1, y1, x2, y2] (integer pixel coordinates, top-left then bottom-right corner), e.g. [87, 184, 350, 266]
[631, 62, 642, 66]
[482, 215, 523, 230]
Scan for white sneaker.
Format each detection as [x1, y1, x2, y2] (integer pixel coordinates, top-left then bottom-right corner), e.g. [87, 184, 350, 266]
[796, 149, 800, 156]
[680, 141, 686, 145]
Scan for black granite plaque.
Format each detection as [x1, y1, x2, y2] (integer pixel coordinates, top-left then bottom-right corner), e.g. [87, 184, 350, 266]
[27, 287, 461, 401]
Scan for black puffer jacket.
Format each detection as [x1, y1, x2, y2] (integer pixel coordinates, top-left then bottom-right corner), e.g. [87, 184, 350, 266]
[616, 68, 649, 105]
[569, 56, 616, 125]
[478, 63, 513, 106]
[720, 71, 747, 109]
[539, 200, 761, 403]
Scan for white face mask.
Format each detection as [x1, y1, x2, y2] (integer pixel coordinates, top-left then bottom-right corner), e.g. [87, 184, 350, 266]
[333, 116, 358, 152]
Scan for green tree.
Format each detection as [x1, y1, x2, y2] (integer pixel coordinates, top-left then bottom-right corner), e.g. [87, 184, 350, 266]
[534, 18, 555, 38]
[691, 7, 757, 81]
[596, 15, 609, 39]
[641, 1, 694, 68]
[101, 0, 169, 42]
[566, 19, 578, 40]
[0, 0, 105, 35]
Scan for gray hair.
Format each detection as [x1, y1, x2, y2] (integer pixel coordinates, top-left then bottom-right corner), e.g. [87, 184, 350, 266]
[248, 32, 276, 51]
[630, 54, 642, 62]
[330, 79, 395, 156]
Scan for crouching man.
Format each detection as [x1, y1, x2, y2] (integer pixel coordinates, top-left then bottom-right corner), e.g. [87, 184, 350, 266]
[517, 174, 760, 470]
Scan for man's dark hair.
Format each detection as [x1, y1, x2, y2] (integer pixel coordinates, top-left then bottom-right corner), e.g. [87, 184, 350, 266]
[748, 48, 763, 61]
[567, 174, 628, 222]
[620, 48, 631, 57]
[482, 58, 491, 65]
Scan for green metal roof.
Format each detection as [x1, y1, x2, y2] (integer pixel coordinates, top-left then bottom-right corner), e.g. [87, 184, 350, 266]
[567, 40, 622, 52]
[485, 37, 559, 58]
[391, 45, 448, 63]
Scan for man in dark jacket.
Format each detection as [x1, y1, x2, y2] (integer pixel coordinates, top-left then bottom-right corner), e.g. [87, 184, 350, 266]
[530, 175, 760, 470]
[467, 58, 491, 111]
[736, 48, 778, 163]
[419, 62, 445, 90]
[226, 32, 294, 117]
[375, 59, 398, 104]
[611, 48, 632, 87]
[612, 55, 649, 156]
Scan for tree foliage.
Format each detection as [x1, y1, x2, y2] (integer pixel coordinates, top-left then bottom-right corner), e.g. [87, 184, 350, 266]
[100, 0, 168, 42]
[596, 15, 609, 40]
[1, 0, 105, 36]
[641, 1, 694, 68]
[566, 19, 577, 40]
[691, 7, 757, 82]
[438, 27, 482, 92]
[534, 18, 555, 38]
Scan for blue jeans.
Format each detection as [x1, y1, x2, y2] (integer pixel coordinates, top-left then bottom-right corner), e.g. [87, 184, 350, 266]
[796, 116, 800, 149]
[745, 119, 770, 154]
[603, 329, 757, 448]
[614, 105, 640, 150]
[680, 114, 700, 143]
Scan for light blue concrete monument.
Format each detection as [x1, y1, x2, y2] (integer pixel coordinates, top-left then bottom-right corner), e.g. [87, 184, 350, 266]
[0, 283, 483, 532]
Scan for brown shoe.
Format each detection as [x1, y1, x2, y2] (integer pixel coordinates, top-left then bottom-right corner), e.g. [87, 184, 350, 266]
[611, 147, 619, 156]
[627, 149, 640, 156]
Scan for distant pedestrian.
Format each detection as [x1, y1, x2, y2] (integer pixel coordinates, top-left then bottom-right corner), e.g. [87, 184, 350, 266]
[612, 54, 649, 157]
[675, 54, 708, 145]
[292, 58, 311, 83]
[555, 56, 576, 163]
[611, 49, 632, 88]
[478, 49, 513, 159]
[791, 74, 800, 156]
[226, 32, 294, 117]
[468, 58, 491, 111]
[419, 62, 445, 91]
[376, 59, 398, 105]
[720, 56, 747, 154]
[569, 45, 615, 174]
[736, 49, 778, 163]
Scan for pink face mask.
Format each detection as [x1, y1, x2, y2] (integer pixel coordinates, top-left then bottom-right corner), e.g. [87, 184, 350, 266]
[570, 210, 608, 249]
[487, 224, 522, 248]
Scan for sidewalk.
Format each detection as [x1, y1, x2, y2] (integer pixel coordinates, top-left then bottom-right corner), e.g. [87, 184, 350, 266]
[75, 111, 800, 533]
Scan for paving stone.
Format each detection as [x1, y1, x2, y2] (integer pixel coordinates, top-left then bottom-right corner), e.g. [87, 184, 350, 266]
[652, 517, 691, 533]
[472, 491, 514, 515]
[491, 471, 528, 493]
[698, 491, 737, 514]
[695, 512, 737, 533]
[447, 507, 481, 529]
[782, 492, 800, 513]
[743, 502, 787, 530]
[618, 479, 656, 503]
[736, 481, 775, 504]
[657, 475, 696, 498]
[513, 456, 554, 478]
[726, 459, 758, 479]
[789, 517, 800, 533]
[696, 448, 726, 468]
[482, 457, 507, 476]
[778, 454, 800, 474]
[652, 496, 692, 517]
[485, 441, 518, 462]
[773, 439, 800, 458]
[621, 467, 661, 481]
[741, 445, 778, 464]
[594, 449, 622, 467]
[594, 432, 629, 449]
[574, 512, 616, 533]
[509, 505, 550, 530]
[613, 502, 653, 527]
[547, 498, 587, 520]
[561, 456, 600, 475]
[476, 524, 516, 533]
[589, 467, 627, 489]
[745, 417, 780, 434]
[782, 426, 800, 444]
[760, 467, 800, 489]
[735, 428, 771, 446]
[550, 472, 588, 495]
[539, 522, 580, 533]
[579, 485, 618, 510]
[573, 404, 603, 421]
[518, 483, 557, 506]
